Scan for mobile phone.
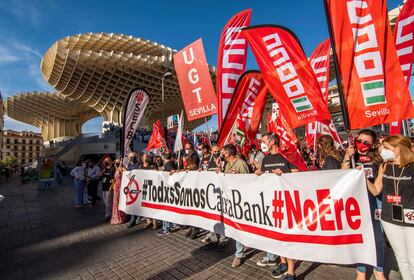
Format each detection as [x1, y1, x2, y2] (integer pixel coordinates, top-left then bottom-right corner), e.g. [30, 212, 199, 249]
[392, 204, 403, 222]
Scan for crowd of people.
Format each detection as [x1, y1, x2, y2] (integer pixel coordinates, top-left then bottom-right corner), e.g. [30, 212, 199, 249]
[70, 129, 414, 280]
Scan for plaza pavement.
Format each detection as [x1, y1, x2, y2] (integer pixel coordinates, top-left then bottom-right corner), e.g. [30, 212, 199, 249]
[0, 175, 403, 280]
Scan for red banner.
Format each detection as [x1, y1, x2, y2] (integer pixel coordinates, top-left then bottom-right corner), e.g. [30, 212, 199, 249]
[325, 0, 414, 129]
[218, 71, 267, 147]
[174, 39, 218, 121]
[309, 38, 331, 104]
[267, 113, 308, 172]
[146, 120, 167, 152]
[217, 9, 252, 129]
[243, 25, 331, 129]
[389, 0, 414, 134]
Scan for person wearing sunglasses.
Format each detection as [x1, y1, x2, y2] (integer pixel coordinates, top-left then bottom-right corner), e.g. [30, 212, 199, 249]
[342, 129, 386, 280]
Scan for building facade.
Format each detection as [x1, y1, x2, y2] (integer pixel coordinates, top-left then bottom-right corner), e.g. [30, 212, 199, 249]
[1, 130, 43, 165]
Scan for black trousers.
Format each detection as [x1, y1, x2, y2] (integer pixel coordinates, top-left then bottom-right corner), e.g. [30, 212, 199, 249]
[87, 179, 100, 206]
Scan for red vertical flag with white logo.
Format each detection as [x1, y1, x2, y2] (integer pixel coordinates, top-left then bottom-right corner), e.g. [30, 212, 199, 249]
[218, 70, 267, 147]
[309, 38, 331, 104]
[243, 25, 331, 129]
[174, 39, 218, 121]
[389, 0, 414, 135]
[325, 0, 414, 129]
[217, 9, 252, 129]
[267, 112, 308, 172]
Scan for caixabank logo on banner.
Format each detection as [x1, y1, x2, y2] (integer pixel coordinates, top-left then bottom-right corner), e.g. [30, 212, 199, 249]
[119, 169, 376, 266]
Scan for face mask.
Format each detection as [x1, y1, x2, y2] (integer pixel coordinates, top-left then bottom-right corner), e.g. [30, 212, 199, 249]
[380, 149, 395, 162]
[355, 140, 372, 154]
[213, 153, 220, 159]
[261, 142, 269, 153]
[197, 150, 203, 158]
[185, 149, 191, 155]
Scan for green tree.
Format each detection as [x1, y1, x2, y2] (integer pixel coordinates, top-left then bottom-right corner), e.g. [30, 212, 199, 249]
[3, 155, 17, 168]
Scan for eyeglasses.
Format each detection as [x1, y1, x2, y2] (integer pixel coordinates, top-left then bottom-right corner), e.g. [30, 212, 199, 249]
[356, 139, 372, 146]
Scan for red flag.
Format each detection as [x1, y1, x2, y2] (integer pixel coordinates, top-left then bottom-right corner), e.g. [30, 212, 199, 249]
[146, 120, 167, 152]
[217, 9, 252, 129]
[243, 25, 331, 129]
[389, 0, 414, 134]
[325, 0, 414, 129]
[218, 71, 267, 147]
[309, 38, 331, 104]
[267, 113, 308, 172]
[174, 39, 218, 121]
[305, 120, 343, 151]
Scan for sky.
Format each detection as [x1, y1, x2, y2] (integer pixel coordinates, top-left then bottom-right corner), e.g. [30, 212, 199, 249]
[0, 0, 406, 134]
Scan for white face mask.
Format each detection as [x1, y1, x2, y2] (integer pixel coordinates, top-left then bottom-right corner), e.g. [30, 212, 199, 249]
[380, 149, 395, 162]
[185, 149, 191, 155]
[261, 142, 269, 153]
[197, 150, 203, 157]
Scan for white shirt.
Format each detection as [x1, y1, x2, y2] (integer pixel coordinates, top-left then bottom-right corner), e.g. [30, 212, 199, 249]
[87, 165, 101, 179]
[71, 166, 85, 180]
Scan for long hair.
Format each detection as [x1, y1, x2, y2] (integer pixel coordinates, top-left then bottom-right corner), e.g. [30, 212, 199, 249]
[384, 134, 414, 168]
[317, 135, 341, 162]
[357, 129, 382, 165]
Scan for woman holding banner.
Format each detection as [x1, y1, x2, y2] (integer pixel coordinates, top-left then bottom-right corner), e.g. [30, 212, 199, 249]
[367, 135, 414, 280]
[110, 159, 127, 225]
[342, 129, 386, 280]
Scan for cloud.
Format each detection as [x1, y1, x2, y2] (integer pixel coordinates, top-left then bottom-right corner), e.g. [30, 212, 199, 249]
[11, 41, 42, 58]
[0, 46, 21, 63]
[0, 0, 41, 27]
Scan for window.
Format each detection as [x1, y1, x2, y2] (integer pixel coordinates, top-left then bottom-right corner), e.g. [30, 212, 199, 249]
[22, 140, 26, 145]
[6, 145, 10, 149]
[29, 140, 33, 145]
[6, 139, 10, 144]
[29, 146, 32, 152]
[36, 140, 40, 145]
[14, 139, 18, 144]
[36, 147, 40, 151]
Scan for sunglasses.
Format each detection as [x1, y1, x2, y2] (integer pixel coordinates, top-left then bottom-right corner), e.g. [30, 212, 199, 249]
[356, 139, 372, 146]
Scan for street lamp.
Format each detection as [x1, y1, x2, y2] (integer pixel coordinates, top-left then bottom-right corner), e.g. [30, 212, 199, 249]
[161, 72, 172, 126]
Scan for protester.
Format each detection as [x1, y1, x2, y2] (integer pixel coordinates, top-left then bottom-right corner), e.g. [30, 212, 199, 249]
[100, 158, 115, 220]
[342, 129, 386, 280]
[182, 153, 200, 239]
[198, 143, 212, 170]
[217, 144, 250, 268]
[86, 160, 101, 207]
[255, 133, 299, 280]
[367, 134, 414, 280]
[70, 161, 85, 208]
[185, 142, 200, 167]
[317, 135, 341, 170]
[157, 152, 180, 236]
[110, 158, 127, 225]
[127, 152, 140, 228]
[248, 144, 265, 172]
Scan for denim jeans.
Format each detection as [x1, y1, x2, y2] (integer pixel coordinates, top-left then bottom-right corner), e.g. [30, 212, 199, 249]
[74, 179, 84, 206]
[130, 215, 140, 223]
[235, 241, 244, 258]
[162, 221, 171, 231]
[357, 196, 384, 273]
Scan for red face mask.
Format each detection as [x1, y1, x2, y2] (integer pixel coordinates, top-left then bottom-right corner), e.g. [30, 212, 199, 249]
[355, 140, 372, 154]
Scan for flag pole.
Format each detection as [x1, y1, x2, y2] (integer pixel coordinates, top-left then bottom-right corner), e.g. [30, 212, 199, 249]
[323, 0, 351, 133]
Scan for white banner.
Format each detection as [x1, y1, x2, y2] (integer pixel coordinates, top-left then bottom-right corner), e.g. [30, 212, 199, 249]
[119, 169, 376, 266]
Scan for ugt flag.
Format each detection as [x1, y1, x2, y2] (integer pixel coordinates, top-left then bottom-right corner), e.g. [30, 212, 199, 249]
[174, 39, 218, 121]
[325, 0, 414, 129]
[216, 9, 252, 129]
[243, 25, 331, 129]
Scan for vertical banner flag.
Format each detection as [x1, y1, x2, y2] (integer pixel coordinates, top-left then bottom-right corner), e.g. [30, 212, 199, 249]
[122, 88, 150, 162]
[218, 71, 268, 147]
[309, 38, 331, 104]
[268, 109, 308, 172]
[305, 121, 343, 151]
[325, 0, 414, 129]
[174, 111, 184, 153]
[243, 25, 331, 129]
[167, 114, 179, 129]
[390, 0, 414, 135]
[146, 120, 167, 152]
[217, 9, 252, 129]
[174, 39, 218, 121]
